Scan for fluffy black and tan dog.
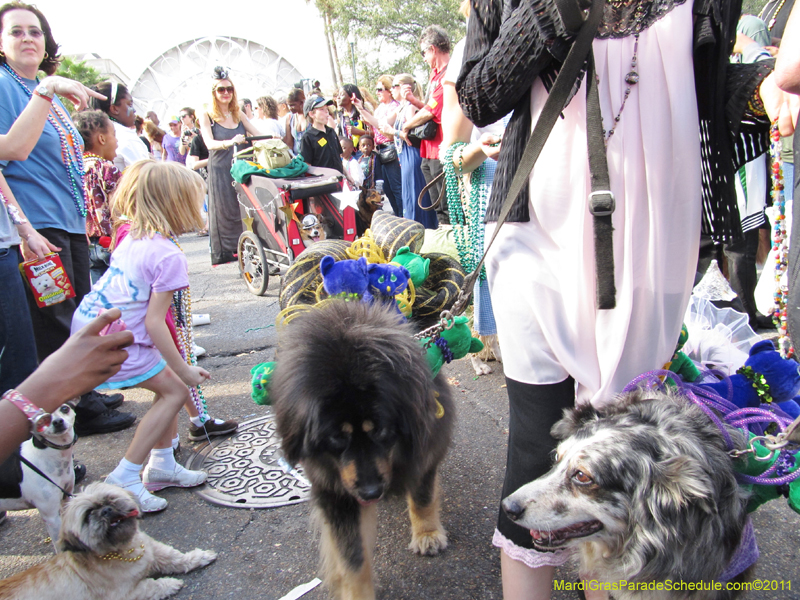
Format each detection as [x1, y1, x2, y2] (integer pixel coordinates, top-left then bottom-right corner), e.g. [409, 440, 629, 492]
[502, 389, 752, 599]
[355, 184, 384, 236]
[272, 300, 454, 600]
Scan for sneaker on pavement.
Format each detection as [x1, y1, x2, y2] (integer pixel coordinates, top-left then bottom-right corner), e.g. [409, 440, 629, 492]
[188, 418, 238, 442]
[75, 409, 136, 436]
[193, 343, 206, 357]
[81, 389, 124, 410]
[142, 464, 207, 492]
[105, 473, 168, 513]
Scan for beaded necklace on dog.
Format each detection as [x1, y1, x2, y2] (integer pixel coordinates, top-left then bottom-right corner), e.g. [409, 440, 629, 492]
[2, 63, 87, 218]
[100, 543, 145, 562]
[768, 121, 793, 358]
[443, 142, 487, 281]
[166, 234, 209, 422]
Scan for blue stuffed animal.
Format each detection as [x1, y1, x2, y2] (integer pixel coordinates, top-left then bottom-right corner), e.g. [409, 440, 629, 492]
[698, 340, 800, 418]
[320, 255, 369, 299]
[363, 262, 410, 308]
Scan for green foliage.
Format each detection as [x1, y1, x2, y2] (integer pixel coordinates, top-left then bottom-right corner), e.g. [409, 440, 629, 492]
[316, 0, 466, 86]
[741, 0, 769, 17]
[53, 57, 102, 114]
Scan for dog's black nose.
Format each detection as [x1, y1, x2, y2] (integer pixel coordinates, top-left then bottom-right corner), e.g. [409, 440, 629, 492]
[100, 506, 115, 520]
[502, 498, 524, 521]
[51, 418, 65, 433]
[359, 483, 384, 501]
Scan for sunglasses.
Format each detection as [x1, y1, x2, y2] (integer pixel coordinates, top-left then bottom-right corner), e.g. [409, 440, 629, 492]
[179, 113, 190, 118]
[215, 86, 235, 94]
[391, 84, 401, 89]
[376, 88, 386, 92]
[420, 46, 431, 57]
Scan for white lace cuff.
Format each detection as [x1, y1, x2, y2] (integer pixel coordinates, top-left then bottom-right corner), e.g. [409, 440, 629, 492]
[492, 528, 574, 568]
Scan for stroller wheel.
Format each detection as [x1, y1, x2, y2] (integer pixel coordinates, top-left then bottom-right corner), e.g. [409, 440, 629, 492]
[238, 231, 269, 296]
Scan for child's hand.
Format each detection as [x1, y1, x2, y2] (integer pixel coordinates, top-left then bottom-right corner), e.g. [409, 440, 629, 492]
[181, 366, 211, 387]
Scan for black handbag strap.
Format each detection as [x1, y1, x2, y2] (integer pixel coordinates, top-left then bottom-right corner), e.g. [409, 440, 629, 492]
[451, 0, 607, 316]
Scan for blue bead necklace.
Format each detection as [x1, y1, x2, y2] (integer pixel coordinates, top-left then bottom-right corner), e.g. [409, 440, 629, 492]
[2, 63, 87, 218]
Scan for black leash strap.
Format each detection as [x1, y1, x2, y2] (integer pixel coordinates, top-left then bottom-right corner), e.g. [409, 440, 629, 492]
[19, 454, 74, 498]
[451, 0, 606, 316]
[585, 54, 616, 309]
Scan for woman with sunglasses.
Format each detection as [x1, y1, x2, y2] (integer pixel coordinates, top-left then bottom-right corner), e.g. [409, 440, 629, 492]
[355, 75, 403, 216]
[0, 1, 136, 436]
[198, 67, 261, 265]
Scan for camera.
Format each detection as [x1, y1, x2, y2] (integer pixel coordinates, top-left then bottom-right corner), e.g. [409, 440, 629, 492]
[182, 127, 199, 139]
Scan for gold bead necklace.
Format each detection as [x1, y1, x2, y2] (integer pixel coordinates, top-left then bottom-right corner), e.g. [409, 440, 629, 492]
[100, 543, 145, 562]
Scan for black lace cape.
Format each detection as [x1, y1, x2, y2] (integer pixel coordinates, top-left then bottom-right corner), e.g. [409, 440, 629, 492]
[456, 0, 772, 242]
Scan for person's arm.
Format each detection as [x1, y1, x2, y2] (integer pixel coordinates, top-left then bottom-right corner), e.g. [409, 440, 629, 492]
[0, 308, 133, 462]
[440, 81, 501, 173]
[145, 291, 209, 387]
[402, 106, 434, 133]
[775, 2, 800, 94]
[456, 0, 564, 127]
[199, 112, 245, 151]
[0, 76, 105, 161]
[0, 172, 60, 259]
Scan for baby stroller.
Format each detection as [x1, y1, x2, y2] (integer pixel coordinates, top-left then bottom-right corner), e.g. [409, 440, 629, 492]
[232, 137, 355, 295]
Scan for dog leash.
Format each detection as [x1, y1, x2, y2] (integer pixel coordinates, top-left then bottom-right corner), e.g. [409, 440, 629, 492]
[623, 370, 800, 487]
[18, 452, 74, 499]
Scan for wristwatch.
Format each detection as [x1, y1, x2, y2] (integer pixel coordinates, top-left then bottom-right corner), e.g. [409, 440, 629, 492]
[33, 83, 54, 102]
[2, 389, 52, 433]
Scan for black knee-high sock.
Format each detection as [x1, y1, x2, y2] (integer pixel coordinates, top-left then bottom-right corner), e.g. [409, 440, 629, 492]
[497, 376, 576, 549]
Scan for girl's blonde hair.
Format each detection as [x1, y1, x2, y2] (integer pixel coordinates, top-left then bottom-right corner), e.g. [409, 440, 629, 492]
[393, 74, 424, 102]
[210, 79, 241, 123]
[111, 161, 205, 239]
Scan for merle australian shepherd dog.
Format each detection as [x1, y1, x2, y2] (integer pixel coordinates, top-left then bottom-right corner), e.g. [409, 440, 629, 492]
[503, 389, 753, 600]
[272, 300, 454, 600]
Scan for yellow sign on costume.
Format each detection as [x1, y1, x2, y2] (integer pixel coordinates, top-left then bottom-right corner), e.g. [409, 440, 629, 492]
[318, 138, 328, 147]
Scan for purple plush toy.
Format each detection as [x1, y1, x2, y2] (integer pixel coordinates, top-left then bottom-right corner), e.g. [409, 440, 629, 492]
[320, 256, 369, 299]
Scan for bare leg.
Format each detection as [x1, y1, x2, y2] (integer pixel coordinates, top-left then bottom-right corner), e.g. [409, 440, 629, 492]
[183, 398, 199, 418]
[501, 551, 554, 600]
[124, 368, 188, 464]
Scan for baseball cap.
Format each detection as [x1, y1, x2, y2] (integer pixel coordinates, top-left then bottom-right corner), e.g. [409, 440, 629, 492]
[168, 116, 180, 124]
[303, 95, 334, 116]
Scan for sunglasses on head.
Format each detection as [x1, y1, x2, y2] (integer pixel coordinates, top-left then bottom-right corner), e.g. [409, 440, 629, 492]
[215, 86, 234, 94]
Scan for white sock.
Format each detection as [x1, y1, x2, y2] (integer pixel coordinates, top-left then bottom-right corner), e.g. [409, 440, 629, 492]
[190, 415, 224, 427]
[110, 458, 142, 484]
[148, 447, 177, 472]
[172, 435, 180, 450]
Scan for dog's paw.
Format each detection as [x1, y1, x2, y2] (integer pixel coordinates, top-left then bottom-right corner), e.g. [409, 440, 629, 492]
[408, 529, 448, 556]
[470, 356, 493, 376]
[185, 548, 218, 570]
[142, 577, 183, 599]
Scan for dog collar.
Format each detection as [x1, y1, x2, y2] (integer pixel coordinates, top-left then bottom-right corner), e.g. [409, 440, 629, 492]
[2, 389, 52, 434]
[31, 430, 78, 450]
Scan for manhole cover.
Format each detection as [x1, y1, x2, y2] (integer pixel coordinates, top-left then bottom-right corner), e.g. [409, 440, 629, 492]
[184, 413, 311, 508]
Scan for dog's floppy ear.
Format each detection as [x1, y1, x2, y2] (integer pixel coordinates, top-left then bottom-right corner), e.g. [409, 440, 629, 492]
[647, 455, 716, 518]
[58, 531, 92, 553]
[551, 404, 598, 440]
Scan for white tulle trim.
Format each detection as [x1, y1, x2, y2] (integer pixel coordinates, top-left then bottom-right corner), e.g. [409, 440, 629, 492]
[492, 529, 574, 568]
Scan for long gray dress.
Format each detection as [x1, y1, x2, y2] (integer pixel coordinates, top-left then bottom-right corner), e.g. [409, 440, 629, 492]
[207, 119, 246, 265]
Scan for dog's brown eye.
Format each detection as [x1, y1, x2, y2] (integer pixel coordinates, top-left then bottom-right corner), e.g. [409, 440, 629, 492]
[59, 405, 70, 414]
[572, 470, 593, 485]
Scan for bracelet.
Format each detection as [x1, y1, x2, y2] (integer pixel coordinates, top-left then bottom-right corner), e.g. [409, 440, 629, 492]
[2, 389, 51, 433]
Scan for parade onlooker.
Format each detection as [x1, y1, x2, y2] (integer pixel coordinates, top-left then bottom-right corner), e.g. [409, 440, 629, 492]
[402, 25, 450, 224]
[198, 66, 261, 265]
[300, 95, 343, 173]
[143, 120, 165, 161]
[340, 137, 363, 190]
[355, 75, 402, 216]
[72, 162, 210, 513]
[162, 117, 186, 165]
[134, 115, 151, 154]
[457, 0, 774, 594]
[72, 110, 120, 284]
[240, 98, 254, 120]
[393, 73, 437, 228]
[146, 110, 160, 126]
[336, 84, 369, 148]
[0, 1, 134, 435]
[283, 87, 306, 156]
[252, 95, 284, 137]
[177, 107, 198, 159]
[90, 81, 150, 173]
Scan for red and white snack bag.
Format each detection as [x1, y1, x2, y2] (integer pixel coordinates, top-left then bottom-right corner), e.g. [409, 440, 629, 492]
[20, 253, 76, 308]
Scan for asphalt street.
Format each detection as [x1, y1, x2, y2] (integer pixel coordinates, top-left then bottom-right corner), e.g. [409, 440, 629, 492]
[1, 233, 798, 599]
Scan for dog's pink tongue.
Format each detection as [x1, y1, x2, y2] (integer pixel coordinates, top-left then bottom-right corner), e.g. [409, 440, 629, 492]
[127, 509, 140, 518]
[530, 530, 542, 540]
